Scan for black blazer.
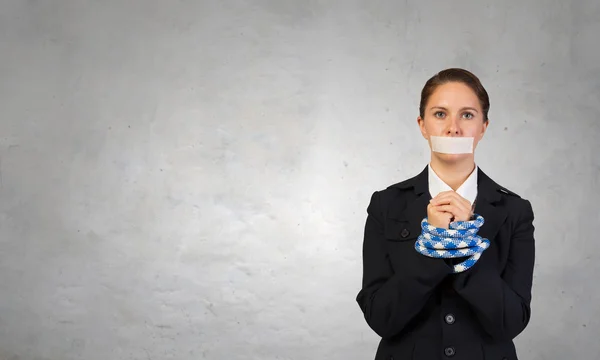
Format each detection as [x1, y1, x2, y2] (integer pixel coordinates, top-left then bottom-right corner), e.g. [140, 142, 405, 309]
[356, 166, 535, 360]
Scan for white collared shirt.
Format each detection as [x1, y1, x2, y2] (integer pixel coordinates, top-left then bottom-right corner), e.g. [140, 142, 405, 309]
[428, 163, 478, 205]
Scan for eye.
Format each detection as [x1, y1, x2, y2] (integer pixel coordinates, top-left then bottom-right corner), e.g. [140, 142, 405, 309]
[463, 112, 474, 119]
[434, 111, 445, 118]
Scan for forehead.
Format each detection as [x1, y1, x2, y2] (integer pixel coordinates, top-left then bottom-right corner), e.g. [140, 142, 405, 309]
[428, 82, 481, 109]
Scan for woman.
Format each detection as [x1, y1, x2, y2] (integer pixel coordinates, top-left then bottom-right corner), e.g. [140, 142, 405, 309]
[356, 68, 535, 360]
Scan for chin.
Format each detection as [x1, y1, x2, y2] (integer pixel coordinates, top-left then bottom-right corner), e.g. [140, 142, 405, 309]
[434, 153, 472, 163]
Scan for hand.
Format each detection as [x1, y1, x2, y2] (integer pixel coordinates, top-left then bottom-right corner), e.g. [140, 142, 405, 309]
[429, 191, 473, 223]
[427, 200, 454, 229]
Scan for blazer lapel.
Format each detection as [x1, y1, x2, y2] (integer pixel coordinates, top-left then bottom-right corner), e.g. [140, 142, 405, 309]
[473, 168, 507, 244]
[389, 166, 431, 229]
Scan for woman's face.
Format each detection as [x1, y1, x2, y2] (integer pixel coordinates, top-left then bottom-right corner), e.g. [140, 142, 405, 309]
[417, 81, 489, 162]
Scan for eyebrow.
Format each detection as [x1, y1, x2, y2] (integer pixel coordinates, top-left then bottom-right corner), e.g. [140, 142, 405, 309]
[430, 106, 479, 113]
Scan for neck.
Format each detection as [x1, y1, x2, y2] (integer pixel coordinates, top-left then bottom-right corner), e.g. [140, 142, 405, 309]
[430, 156, 476, 191]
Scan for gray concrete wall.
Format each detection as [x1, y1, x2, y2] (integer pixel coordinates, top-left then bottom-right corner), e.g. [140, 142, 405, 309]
[0, 1, 598, 359]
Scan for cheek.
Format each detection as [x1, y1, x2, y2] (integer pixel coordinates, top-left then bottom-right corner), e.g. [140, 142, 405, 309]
[472, 131, 485, 145]
[425, 123, 443, 135]
[465, 125, 485, 138]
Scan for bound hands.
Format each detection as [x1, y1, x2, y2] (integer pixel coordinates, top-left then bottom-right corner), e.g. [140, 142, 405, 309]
[427, 191, 473, 229]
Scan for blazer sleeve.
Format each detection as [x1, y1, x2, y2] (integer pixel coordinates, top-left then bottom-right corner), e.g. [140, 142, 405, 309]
[356, 191, 453, 339]
[452, 198, 536, 341]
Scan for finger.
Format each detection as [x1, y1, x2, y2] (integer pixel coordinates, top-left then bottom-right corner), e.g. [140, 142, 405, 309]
[432, 198, 470, 214]
[433, 204, 452, 212]
[432, 191, 466, 204]
[430, 190, 453, 200]
[432, 204, 459, 215]
[431, 193, 471, 210]
[430, 192, 460, 204]
[434, 204, 469, 220]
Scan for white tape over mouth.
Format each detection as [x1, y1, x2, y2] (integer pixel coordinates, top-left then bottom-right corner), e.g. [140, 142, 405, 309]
[430, 136, 474, 154]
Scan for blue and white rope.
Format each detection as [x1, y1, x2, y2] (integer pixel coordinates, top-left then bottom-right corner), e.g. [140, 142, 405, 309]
[414, 214, 490, 273]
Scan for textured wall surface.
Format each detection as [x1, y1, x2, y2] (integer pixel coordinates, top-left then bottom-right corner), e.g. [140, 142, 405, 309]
[1, 1, 599, 359]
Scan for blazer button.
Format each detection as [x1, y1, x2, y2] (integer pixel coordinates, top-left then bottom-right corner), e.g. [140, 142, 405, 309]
[444, 347, 455, 357]
[445, 313, 455, 324]
[400, 228, 410, 238]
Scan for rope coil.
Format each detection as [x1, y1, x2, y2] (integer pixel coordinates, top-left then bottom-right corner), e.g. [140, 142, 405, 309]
[415, 214, 490, 273]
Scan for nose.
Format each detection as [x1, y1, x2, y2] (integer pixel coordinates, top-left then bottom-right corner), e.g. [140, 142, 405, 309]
[446, 116, 460, 136]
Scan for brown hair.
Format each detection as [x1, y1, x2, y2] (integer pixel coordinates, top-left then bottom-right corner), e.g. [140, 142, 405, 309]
[419, 68, 490, 122]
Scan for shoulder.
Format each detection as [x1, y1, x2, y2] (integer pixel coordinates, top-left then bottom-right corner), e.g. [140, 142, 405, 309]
[386, 174, 419, 191]
[365, 171, 424, 215]
[364, 165, 430, 211]
[485, 175, 534, 219]
[496, 184, 525, 205]
[372, 172, 421, 201]
[493, 184, 536, 233]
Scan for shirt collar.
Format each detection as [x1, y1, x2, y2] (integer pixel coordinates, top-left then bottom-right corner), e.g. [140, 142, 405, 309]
[428, 163, 478, 204]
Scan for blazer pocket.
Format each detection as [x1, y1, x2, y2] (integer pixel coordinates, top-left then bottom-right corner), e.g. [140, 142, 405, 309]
[384, 219, 421, 242]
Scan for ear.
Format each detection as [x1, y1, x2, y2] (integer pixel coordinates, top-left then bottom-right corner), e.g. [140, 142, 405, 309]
[417, 116, 428, 139]
[479, 119, 489, 140]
